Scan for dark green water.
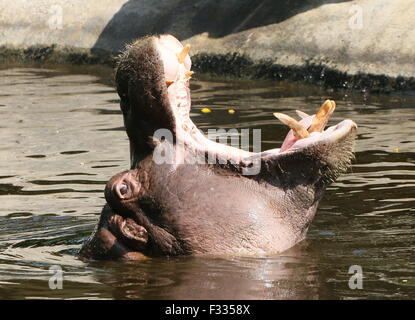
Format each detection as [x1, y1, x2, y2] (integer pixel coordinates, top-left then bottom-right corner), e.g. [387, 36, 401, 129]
[0, 67, 414, 299]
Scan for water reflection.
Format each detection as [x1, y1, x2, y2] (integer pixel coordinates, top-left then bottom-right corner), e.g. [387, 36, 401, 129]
[0, 67, 413, 299]
[89, 243, 322, 300]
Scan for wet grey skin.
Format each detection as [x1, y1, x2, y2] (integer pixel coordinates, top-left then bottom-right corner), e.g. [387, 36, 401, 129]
[79, 35, 357, 261]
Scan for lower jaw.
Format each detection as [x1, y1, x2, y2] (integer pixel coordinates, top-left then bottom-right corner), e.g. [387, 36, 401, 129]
[158, 119, 357, 169]
[285, 119, 357, 153]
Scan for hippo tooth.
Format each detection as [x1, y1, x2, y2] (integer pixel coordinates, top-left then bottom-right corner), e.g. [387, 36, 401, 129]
[295, 110, 310, 119]
[273, 112, 310, 139]
[308, 100, 336, 133]
[177, 44, 191, 64]
[185, 71, 194, 79]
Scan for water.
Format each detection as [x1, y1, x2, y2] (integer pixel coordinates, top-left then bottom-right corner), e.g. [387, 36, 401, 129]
[0, 67, 414, 300]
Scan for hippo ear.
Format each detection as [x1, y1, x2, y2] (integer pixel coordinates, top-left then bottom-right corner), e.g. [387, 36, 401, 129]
[115, 36, 177, 164]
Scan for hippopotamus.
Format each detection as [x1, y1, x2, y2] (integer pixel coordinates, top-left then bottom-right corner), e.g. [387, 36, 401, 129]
[79, 34, 357, 260]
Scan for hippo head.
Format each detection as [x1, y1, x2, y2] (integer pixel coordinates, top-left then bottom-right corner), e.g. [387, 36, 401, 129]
[79, 35, 357, 260]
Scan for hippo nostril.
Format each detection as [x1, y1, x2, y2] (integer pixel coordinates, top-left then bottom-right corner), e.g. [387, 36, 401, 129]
[106, 171, 142, 203]
[119, 184, 128, 196]
[113, 182, 130, 200]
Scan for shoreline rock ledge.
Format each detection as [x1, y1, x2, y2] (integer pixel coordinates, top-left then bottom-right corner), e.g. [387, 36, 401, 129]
[1, 0, 414, 91]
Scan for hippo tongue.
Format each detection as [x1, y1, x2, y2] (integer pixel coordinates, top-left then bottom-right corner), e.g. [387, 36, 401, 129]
[274, 100, 336, 152]
[274, 114, 314, 152]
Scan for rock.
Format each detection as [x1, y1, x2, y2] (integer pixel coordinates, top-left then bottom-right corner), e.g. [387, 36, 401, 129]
[1, 0, 414, 90]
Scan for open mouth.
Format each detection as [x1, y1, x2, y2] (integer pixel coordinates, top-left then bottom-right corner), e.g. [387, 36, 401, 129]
[153, 35, 357, 166]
